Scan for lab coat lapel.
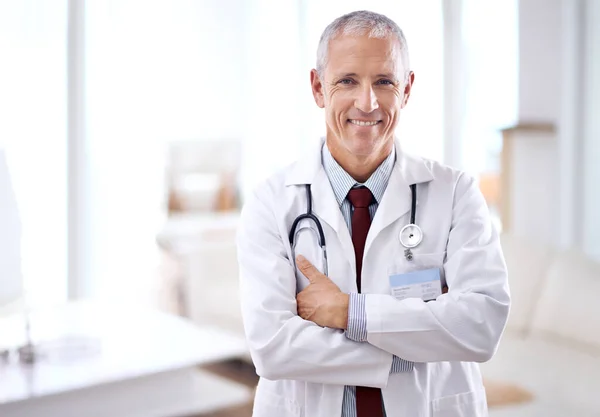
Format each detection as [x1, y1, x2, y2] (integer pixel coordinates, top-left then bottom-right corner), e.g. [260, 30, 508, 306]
[310, 168, 356, 275]
[284, 139, 356, 274]
[364, 147, 434, 258]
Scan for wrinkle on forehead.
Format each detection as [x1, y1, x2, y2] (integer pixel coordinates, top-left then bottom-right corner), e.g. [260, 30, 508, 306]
[326, 35, 403, 78]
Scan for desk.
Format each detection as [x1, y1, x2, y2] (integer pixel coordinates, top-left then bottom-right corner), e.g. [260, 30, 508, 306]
[0, 301, 251, 417]
[157, 211, 240, 255]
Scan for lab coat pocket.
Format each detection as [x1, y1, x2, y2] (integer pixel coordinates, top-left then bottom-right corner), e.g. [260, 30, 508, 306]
[388, 251, 446, 274]
[388, 252, 446, 288]
[292, 223, 326, 293]
[253, 389, 302, 417]
[431, 389, 488, 417]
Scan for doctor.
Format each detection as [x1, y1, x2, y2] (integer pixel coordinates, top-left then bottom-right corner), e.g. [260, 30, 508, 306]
[237, 10, 510, 417]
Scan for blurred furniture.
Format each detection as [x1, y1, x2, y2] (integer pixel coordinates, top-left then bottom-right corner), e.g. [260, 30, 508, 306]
[479, 172, 500, 212]
[482, 233, 600, 417]
[166, 139, 241, 214]
[500, 123, 556, 245]
[159, 139, 244, 329]
[0, 148, 23, 316]
[156, 212, 247, 353]
[479, 172, 502, 233]
[0, 300, 251, 417]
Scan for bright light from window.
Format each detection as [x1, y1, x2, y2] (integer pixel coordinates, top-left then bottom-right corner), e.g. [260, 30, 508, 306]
[0, 1, 68, 309]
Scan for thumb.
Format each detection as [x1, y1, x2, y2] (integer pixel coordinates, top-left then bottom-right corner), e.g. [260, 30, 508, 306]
[296, 255, 321, 283]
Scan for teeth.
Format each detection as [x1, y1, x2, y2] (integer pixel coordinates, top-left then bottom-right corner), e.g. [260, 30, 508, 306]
[349, 119, 379, 126]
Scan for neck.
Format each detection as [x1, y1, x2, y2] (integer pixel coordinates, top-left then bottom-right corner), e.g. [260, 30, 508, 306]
[326, 138, 394, 183]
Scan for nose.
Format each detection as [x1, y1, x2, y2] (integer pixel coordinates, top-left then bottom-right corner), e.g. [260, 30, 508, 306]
[354, 84, 379, 113]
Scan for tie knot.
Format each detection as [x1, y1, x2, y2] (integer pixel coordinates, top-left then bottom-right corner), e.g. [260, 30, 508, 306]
[348, 187, 374, 209]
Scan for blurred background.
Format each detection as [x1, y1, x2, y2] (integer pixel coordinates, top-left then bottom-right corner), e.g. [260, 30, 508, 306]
[0, 0, 598, 416]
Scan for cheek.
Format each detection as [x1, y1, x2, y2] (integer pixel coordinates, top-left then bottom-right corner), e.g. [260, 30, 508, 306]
[380, 94, 402, 121]
[325, 93, 351, 122]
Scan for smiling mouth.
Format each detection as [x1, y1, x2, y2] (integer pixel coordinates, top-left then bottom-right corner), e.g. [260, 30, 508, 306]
[348, 119, 381, 126]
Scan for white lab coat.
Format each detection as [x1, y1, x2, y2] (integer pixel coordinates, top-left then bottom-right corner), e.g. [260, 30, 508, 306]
[237, 138, 510, 417]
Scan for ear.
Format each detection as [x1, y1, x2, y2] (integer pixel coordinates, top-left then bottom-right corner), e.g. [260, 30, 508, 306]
[400, 71, 415, 109]
[310, 69, 325, 108]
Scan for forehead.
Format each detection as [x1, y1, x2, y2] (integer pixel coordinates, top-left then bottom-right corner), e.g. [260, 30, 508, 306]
[325, 35, 402, 75]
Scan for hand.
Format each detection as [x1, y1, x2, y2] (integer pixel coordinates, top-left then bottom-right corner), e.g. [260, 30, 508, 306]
[295, 255, 349, 329]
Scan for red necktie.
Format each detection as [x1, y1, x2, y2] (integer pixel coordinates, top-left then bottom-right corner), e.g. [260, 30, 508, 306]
[347, 187, 384, 417]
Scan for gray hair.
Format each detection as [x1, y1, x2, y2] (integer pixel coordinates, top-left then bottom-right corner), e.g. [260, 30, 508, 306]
[316, 10, 410, 82]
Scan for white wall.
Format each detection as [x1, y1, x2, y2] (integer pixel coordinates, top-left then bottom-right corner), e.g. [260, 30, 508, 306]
[514, 0, 599, 258]
[518, 0, 562, 122]
[510, 0, 600, 254]
[557, 0, 584, 249]
[507, 130, 557, 244]
[582, 0, 600, 260]
[502, 0, 562, 247]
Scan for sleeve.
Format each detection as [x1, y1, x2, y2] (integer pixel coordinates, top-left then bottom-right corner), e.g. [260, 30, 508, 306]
[345, 293, 367, 342]
[364, 173, 511, 363]
[237, 183, 393, 387]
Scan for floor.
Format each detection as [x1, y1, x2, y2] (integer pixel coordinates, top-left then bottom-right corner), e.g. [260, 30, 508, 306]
[194, 359, 258, 417]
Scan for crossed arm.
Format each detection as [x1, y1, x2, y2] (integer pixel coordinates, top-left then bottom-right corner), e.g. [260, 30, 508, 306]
[237, 204, 393, 387]
[294, 254, 447, 333]
[237, 175, 510, 384]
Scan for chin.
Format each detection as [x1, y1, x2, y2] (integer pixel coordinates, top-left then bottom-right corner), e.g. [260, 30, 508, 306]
[344, 135, 383, 156]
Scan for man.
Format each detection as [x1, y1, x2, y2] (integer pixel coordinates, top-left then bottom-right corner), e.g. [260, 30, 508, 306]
[237, 10, 510, 417]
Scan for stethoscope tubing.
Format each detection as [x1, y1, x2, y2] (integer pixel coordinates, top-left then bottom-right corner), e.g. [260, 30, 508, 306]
[288, 185, 327, 248]
[290, 183, 422, 265]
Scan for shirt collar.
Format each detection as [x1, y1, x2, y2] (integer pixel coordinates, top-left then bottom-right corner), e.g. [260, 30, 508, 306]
[322, 142, 396, 207]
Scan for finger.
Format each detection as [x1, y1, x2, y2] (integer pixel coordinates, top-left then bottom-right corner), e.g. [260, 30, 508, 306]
[296, 255, 320, 283]
[296, 299, 307, 318]
[298, 306, 313, 321]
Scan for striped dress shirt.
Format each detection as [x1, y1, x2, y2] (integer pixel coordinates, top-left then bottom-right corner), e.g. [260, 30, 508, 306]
[321, 143, 414, 417]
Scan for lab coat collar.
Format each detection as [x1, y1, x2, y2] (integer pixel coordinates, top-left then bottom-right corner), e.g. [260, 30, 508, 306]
[284, 137, 434, 270]
[284, 137, 434, 189]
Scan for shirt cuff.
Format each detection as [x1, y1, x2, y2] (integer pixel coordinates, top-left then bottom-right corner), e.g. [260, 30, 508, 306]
[345, 293, 368, 342]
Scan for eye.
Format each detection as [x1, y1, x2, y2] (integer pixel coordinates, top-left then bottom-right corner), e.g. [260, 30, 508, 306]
[337, 78, 355, 85]
[376, 79, 395, 86]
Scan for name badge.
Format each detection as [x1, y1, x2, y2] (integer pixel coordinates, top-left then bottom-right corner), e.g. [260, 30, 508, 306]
[389, 267, 442, 302]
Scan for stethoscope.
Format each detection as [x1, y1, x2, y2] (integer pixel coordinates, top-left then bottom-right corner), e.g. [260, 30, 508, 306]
[289, 184, 422, 274]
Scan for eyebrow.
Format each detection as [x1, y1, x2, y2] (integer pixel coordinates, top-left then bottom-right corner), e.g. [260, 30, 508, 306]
[336, 72, 398, 80]
[376, 73, 397, 79]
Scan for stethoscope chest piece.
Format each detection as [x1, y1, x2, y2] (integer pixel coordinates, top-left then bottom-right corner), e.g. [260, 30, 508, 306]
[400, 223, 423, 248]
[400, 224, 422, 261]
[399, 183, 422, 261]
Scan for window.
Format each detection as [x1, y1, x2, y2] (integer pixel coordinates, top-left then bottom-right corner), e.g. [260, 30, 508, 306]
[461, 0, 518, 177]
[84, 1, 248, 301]
[0, 0, 68, 309]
